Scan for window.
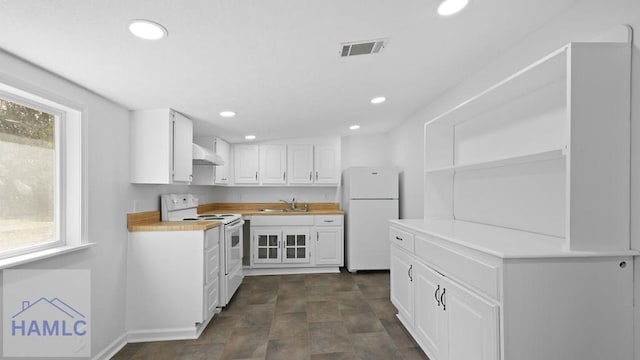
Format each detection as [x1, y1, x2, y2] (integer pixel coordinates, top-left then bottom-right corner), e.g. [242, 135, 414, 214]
[0, 81, 84, 263]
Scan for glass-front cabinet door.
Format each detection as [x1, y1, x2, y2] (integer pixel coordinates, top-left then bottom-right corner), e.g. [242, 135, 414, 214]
[254, 230, 281, 264]
[282, 230, 310, 263]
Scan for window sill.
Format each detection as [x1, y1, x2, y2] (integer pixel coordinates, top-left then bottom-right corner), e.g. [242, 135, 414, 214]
[0, 243, 95, 270]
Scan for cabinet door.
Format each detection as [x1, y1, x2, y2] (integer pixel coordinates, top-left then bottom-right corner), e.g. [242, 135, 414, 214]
[315, 228, 343, 265]
[314, 145, 339, 184]
[171, 111, 193, 183]
[234, 144, 260, 184]
[288, 145, 314, 184]
[390, 244, 414, 326]
[254, 230, 281, 264]
[414, 259, 449, 360]
[445, 277, 499, 360]
[282, 230, 310, 264]
[260, 145, 287, 184]
[214, 137, 230, 184]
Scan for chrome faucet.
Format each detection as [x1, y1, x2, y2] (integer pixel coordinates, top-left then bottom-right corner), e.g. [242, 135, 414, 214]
[279, 197, 296, 210]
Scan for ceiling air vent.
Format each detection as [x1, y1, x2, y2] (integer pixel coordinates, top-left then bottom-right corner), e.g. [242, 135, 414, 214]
[340, 39, 388, 57]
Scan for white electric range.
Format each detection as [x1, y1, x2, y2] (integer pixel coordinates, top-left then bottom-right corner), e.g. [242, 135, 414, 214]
[161, 194, 244, 307]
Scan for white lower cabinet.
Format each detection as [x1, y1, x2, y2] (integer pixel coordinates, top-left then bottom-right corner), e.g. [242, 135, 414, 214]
[390, 245, 414, 326]
[392, 243, 498, 360]
[126, 227, 220, 342]
[250, 214, 343, 270]
[390, 221, 635, 360]
[252, 228, 311, 265]
[413, 259, 448, 360]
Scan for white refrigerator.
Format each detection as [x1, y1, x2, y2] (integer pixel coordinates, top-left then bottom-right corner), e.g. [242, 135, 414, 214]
[343, 167, 399, 272]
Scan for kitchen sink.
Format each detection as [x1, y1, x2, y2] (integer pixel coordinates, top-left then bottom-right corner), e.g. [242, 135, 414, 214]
[259, 208, 308, 213]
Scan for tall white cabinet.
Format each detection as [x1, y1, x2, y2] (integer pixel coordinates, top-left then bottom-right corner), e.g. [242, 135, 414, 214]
[391, 41, 637, 360]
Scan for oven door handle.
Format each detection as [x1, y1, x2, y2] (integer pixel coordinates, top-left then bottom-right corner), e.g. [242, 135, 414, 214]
[225, 219, 244, 231]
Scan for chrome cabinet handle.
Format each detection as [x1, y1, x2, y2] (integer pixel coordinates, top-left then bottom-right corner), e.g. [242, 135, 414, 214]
[283, 172, 286, 181]
[324, 220, 334, 223]
[440, 287, 446, 311]
[435, 285, 441, 307]
[408, 265, 413, 282]
[315, 171, 318, 181]
[255, 171, 258, 180]
[309, 171, 312, 181]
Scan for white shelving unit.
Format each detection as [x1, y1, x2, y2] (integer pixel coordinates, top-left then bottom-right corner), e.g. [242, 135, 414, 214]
[424, 42, 632, 252]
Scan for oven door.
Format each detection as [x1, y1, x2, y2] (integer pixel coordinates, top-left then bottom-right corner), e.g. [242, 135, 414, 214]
[224, 218, 244, 304]
[225, 218, 243, 274]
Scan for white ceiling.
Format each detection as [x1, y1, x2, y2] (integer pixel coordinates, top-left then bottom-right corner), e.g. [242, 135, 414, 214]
[0, 0, 579, 143]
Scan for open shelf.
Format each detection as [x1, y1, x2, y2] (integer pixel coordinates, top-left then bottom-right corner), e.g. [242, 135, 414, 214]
[425, 46, 567, 128]
[425, 148, 566, 174]
[424, 41, 631, 252]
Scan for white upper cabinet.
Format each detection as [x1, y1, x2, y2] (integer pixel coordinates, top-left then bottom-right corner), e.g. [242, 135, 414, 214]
[260, 145, 287, 184]
[288, 145, 314, 184]
[228, 139, 340, 187]
[214, 137, 230, 184]
[192, 136, 230, 185]
[130, 108, 193, 184]
[234, 144, 260, 184]
[314, 145, 340, 184]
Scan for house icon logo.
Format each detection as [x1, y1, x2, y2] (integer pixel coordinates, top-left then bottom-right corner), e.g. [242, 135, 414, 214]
[3, 269, 91, 357]
[11, 297, 88, 337]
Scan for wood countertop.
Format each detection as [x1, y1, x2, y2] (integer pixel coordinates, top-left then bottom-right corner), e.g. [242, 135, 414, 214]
[127, 203, 343, 232]
[127, 211, 222, 232]
[198, 202, 344, 216]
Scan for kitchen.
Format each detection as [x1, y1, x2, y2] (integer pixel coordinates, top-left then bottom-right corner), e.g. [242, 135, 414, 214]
[0, 1, 640, 360]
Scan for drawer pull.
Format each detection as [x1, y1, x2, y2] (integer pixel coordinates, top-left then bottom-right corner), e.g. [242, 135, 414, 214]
[395, 236, 403, 241]
[324, 220, 334, 223]
[435, 285, 441, 307]
[440, 287, 447, 311]
[408, 265, 413, 282]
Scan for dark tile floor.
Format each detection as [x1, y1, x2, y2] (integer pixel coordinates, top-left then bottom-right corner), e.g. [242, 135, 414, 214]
[113, 270, 429, 360]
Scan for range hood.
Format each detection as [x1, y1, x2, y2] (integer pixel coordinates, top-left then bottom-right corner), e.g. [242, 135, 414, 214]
[192, 143, 224, 166]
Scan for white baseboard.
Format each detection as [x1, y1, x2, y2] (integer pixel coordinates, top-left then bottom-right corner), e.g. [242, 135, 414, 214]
[126, 315, 213, 343]
[92, 333, 127, 360]
[244, 267, 340, 276]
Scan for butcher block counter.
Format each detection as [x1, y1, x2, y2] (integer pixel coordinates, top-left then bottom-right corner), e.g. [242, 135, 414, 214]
[127, 211, 222, 232]
[198, 202, 344, 216]
[127, 203, 343, 232]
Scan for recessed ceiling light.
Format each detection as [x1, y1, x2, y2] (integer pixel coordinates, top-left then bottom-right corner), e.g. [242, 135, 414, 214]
[128, 20, 168, 40]
[350, 125, 360, 130]
[245, 135, 256, 140]
[220, 111, 236, 118]
[370, 96, 386, 104]
[437, 0, 469, 16]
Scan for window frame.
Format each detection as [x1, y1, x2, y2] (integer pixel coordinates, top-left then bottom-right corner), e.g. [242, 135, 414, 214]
[0, 79, 88, 266]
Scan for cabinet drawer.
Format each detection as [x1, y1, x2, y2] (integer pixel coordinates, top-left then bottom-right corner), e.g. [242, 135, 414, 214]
[315, 215, 343, 226]
[252, 215, 314, 226]
[205, 228, 219, 249]
[205, 246, 219, 285]
[390, 227, 414, 253]
[415, 234, 499, 300]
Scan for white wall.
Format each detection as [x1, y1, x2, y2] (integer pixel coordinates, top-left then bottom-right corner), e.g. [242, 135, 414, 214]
[341, 133, 392, 169]
[0, 50, 131, 358]
[387, 0, 640, 357]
